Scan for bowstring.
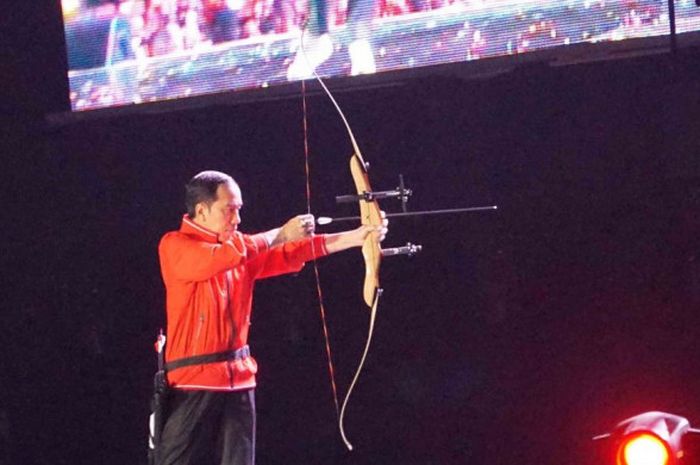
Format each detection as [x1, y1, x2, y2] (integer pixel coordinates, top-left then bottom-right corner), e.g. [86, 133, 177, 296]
[301, 53, 341, 422]
[298, 24, 381, 451]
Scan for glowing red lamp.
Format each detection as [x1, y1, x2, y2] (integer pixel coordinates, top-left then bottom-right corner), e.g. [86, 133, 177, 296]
[618, 432, 670, 465]
[595, 412, 698, 465]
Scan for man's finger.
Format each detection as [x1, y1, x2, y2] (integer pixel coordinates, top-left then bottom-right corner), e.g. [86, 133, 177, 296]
[299, 215, 315, 229]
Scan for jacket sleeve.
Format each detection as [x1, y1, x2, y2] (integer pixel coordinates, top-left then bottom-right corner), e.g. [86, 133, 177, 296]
[246, 234, 329, 280]
[159, 232, 249, 283]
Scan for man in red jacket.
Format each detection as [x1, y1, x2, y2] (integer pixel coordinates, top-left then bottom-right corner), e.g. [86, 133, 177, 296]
[156, 170, 386, 465]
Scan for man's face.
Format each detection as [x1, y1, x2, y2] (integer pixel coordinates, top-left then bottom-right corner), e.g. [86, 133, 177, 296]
[197, 182, 243, 236]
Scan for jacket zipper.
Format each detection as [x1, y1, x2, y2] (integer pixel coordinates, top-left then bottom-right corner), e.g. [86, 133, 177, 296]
[225, 271, 236, 388]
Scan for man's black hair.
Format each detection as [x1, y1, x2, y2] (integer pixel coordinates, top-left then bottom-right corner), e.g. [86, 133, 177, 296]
[185, 171, 236, 218]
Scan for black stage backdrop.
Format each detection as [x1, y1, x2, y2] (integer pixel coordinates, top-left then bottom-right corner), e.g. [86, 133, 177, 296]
[3, 4, 700, 465]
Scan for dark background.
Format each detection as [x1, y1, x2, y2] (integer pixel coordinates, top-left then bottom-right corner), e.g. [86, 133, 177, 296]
[3, 3, 700, 465]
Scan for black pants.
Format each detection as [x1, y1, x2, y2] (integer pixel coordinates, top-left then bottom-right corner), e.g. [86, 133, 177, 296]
[156, 389, 256, 465]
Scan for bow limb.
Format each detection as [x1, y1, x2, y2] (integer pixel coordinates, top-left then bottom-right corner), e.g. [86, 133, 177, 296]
[338, 290, 379, 451]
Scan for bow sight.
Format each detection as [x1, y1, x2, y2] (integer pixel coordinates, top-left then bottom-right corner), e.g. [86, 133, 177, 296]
[317, 174, 498, 258]
[335, 174, 412, 212]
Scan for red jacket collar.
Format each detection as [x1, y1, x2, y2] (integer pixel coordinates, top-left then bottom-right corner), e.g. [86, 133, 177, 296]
[180, 214, 219, 243]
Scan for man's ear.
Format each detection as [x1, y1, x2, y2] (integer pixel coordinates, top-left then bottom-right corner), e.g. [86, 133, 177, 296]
[195, 202, 208, 221]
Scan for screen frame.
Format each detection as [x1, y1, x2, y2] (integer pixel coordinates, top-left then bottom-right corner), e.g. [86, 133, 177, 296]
[48, 7, 700, 128]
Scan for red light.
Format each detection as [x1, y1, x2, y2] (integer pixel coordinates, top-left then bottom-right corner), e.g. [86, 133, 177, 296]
[618, 433, 669, 465]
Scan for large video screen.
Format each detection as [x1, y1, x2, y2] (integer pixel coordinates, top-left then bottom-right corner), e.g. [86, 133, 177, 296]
[62, 0, 700, 111]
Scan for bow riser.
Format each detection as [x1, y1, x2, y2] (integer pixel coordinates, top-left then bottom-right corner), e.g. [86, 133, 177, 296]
[350, 154, 383, 308]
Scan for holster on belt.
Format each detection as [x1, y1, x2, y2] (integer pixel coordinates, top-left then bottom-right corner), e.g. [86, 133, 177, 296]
[147, 332, 251, 464]
[148, 332, 168, 465]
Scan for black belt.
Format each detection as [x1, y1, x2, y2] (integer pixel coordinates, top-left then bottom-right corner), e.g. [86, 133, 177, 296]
[164, 345, 250, 372]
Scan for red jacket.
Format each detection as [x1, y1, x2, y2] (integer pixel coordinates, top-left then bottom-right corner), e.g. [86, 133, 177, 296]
[158, 215, 328, 391]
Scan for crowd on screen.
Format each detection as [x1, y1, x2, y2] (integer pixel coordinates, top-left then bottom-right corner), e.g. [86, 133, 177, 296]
[65, 0, 458, 59]
[63, 0, 674, 109]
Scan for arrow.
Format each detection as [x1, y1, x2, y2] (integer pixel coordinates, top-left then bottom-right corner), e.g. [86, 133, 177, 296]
[317, 205, 498, 225]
